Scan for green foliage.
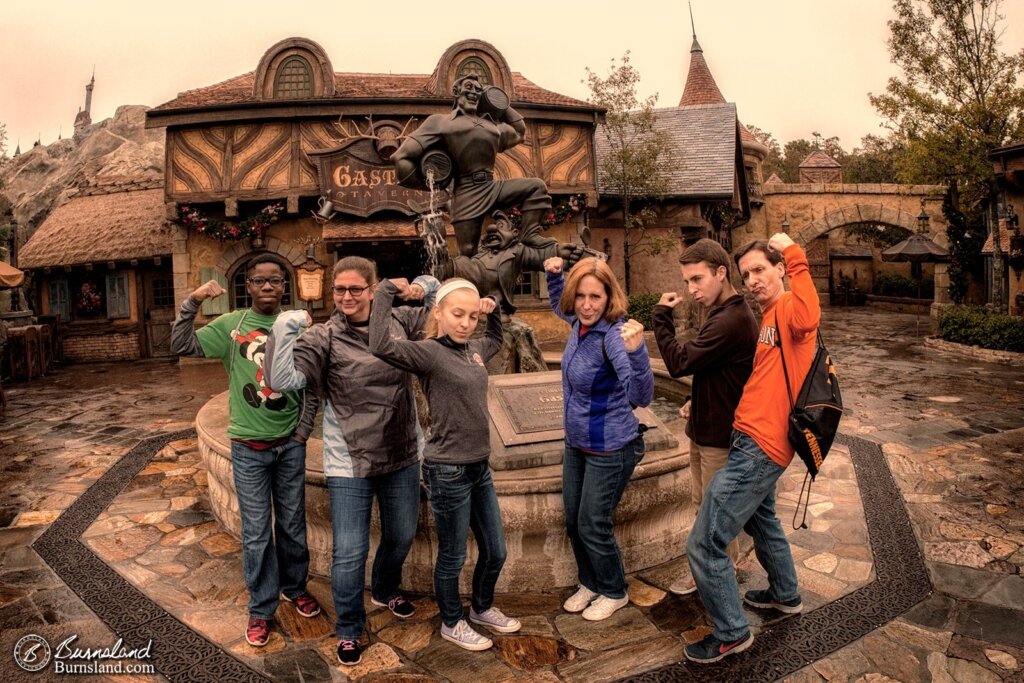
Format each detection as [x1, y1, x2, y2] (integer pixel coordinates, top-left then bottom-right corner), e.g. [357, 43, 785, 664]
[627, 293, 661, 330]
[943, 187, 985, 303]
[873, 273, 934, 298]
[870, 0, 1024, 210]
[939, 305, 1024, 352]
[844, 135, 904, 183]
[843, 222, 910, 248]
[585, 52, 672, 293]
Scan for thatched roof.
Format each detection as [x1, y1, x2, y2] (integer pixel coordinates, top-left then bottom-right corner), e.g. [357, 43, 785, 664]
[19, 187, 172, 269]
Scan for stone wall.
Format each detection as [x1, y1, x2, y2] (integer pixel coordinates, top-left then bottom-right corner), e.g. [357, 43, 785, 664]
[64, 332, 141, 362]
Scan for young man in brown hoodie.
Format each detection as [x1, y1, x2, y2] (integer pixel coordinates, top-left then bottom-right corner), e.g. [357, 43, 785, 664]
[651, 239, 759, 595]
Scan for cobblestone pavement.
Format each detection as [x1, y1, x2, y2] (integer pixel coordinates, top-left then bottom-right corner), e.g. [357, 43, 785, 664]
[1, 308, 1022, 682]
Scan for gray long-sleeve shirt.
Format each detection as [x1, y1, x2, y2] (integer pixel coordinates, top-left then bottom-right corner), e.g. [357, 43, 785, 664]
[369, 280, 503, 464]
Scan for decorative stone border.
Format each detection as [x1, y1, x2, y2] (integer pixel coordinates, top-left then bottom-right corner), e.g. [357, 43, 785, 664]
[632, 433, 932, 682]
[31, 430, 272, 683]
[924, 336, 1024, 367]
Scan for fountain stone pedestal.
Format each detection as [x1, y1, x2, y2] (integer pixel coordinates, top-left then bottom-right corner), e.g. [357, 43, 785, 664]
[196, 373, 692, 593]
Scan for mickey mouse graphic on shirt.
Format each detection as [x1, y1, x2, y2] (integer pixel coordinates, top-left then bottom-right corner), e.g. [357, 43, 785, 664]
[232, 328, 288, 411]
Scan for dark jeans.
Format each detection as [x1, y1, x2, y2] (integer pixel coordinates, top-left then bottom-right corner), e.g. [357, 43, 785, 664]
[231, 438, 310, 619]
[326, 461, 421, 640]
[422, 459, 507, 627]
[687, 430, 799, 641]
[562, 434, 645, 599]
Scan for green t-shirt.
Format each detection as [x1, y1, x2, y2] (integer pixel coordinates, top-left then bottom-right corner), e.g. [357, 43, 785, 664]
[196, 308, 300, 440]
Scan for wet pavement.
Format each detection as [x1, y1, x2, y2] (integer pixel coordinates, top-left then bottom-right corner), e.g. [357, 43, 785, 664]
[1, 307, 1022, 682]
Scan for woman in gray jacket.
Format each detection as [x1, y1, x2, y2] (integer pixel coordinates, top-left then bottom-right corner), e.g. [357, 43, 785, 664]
[264, 256, 438, 667]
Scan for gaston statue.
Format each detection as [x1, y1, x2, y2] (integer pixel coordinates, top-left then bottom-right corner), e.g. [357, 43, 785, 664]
[424, 210, 582, 315]
[391, 74, 556, 257]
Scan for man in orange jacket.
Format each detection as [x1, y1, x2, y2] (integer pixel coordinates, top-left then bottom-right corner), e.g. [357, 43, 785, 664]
[684, 231, 821, 664]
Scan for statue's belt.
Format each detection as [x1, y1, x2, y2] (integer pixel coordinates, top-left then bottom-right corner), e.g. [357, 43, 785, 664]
[457, 171, 494, 184]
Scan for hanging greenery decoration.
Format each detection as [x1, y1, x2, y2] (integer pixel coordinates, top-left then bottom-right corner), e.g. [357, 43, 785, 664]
[179, 203, 284, 241]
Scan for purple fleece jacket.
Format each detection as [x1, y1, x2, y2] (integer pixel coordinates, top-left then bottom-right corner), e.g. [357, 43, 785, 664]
[547, 270, 654, 452]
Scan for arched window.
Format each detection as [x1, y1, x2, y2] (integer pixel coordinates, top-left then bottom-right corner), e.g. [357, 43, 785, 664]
[230, 266, 294, 310]
[274, 56, 313, 98]
[456, 57, 492, 85]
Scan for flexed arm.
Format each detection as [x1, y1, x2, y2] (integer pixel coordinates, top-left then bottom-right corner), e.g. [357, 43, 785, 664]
[369, 279, 438, 374]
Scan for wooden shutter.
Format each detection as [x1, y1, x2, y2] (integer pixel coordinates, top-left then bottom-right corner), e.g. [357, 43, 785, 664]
[198, 268, 229, 316]
[105, 274, 130, 319]
[48, 280, 70, 321]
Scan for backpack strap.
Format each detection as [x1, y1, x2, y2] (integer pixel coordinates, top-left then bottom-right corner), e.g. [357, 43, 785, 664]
[775, 311, 812, 530]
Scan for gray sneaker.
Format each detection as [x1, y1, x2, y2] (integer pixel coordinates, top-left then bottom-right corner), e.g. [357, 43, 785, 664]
[469, 606, 522, 633]
[441, 619, 493, 651]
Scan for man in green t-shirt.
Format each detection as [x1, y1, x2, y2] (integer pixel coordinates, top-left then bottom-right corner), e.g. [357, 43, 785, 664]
[170, 253, 321, 647]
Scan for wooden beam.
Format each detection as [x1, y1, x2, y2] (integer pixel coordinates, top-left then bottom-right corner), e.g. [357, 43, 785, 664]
[287, 195, 299, 214]
[225, 198, 239, 218]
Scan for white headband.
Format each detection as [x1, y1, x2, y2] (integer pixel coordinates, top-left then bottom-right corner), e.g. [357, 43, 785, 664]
[435, 280, 478, 305]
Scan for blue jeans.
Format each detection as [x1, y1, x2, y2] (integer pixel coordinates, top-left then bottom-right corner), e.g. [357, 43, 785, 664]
[231, 438, 310, 619]
[562, 433, 645, 599]
[326, 461, 420, 640]
[687, 430, 800, 641]
[422, 459, 507, 627]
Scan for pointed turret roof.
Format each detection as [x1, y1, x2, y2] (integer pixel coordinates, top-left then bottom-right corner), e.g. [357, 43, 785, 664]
[679, 33, 726, 107]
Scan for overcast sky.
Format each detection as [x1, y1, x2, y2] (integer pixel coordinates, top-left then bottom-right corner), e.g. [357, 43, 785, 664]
[2, 0, 1023, 155]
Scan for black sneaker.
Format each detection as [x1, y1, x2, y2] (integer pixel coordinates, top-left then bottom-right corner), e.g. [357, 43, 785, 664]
[743, 589, 803, 614]
[336, 639, 362, 666]
[371, 594, 416, 619]
[684, 631, 754, 664]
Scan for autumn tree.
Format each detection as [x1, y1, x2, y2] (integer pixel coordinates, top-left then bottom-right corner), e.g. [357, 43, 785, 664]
[586, 52, 672, 294]
[870, 0, 1024, 301]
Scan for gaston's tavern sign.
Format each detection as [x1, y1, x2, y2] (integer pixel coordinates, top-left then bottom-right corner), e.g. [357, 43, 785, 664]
[307, 134, 431, 218]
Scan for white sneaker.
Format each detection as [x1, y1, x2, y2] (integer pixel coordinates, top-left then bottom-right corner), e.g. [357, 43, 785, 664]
[668, 576, 698, 595]
[441, 619, 493, 651]
[582, 594, 629, 621]
[563, 585, 599, 613]
[470, 607, 521, 633]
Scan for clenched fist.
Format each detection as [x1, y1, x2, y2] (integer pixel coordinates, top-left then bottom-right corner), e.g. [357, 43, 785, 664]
[479, 297, 497, 315]
[620, 318, 645, 352]
[543, 257, 563, 274]
[191, 280, 225, 302]
[658, 292, 683, 308]
[767, 232, 795, 254]
[392, 278, 424, 301]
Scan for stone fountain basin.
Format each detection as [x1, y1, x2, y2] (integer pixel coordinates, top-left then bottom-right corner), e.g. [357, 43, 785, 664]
[197, 376, 693, 593]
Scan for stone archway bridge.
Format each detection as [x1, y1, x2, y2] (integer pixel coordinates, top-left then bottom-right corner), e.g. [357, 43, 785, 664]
[759, 182, 952, 306]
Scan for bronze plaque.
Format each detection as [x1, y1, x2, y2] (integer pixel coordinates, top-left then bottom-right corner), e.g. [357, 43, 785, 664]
[488, 372, 566, 447]
[493, 381, 564, 434]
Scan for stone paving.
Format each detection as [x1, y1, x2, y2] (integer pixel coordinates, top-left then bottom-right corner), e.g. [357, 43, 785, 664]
[1, 308, 1023, 682]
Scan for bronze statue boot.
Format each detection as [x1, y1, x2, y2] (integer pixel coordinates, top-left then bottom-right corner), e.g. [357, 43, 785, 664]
[517, 208, 557, 249]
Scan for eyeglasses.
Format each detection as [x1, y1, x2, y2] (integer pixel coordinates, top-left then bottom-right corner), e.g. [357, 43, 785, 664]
[333, 285, 370, 297]
[248, 277, 286, 287]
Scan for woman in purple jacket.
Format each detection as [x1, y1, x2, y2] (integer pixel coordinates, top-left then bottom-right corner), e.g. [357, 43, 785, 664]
[544, 257, 654, 621]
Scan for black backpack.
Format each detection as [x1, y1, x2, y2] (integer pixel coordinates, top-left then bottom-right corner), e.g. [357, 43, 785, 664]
[777, 320, 843, 527]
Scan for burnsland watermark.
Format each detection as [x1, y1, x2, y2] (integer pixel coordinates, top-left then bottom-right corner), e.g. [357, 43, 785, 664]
[14, 633, 155, 675]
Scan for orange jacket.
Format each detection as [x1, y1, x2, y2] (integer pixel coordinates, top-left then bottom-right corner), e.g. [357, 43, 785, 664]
[733, 244, 821, 467]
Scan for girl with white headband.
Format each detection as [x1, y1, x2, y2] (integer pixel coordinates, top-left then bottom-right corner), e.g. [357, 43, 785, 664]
[369, 277, 521, 652]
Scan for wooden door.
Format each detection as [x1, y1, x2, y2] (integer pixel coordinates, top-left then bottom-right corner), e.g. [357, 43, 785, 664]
[143, 269, 176, 357]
